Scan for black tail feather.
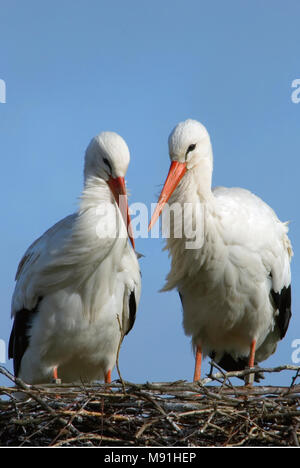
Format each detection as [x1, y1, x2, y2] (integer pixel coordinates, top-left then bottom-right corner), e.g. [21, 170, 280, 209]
[209, 352, 264, 383]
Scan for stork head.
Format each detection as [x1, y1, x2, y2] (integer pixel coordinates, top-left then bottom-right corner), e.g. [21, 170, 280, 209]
[84, 131, 135, 248]
[149, 119, 213, 231]
[84, 131, 130, 181]
[168, 119, 212, 167]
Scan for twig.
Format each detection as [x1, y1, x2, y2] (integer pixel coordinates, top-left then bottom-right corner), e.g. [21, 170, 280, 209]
[116, 314, 126, 393]
[201, 364, 300, 385]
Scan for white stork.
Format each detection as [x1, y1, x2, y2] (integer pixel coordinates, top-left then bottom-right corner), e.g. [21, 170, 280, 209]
[149, 119, 292, 384]
[9, 131, 141, 385]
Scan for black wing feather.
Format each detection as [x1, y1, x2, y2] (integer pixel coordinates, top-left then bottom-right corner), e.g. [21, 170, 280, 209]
[178, 291, 183, 305]
[125, 291, 136, 336]
[271, 285, 292, 339]
[8, 300, 41, 377]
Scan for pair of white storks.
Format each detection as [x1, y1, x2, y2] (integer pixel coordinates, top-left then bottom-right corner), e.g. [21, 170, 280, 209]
[9, 120, 292, 385]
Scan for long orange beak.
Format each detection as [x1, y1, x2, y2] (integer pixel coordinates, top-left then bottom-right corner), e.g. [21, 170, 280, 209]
[148, 161, 187, 231]
[107, 176, 135, 249]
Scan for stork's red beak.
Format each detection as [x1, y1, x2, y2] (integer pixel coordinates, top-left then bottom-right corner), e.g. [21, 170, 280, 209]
[107, 176, 135, 249]
[148, 161, 187, 231]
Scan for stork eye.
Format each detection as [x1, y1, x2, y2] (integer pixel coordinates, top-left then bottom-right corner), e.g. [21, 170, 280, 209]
[186, 143, 196, 156]
[103, 157, 112, 173]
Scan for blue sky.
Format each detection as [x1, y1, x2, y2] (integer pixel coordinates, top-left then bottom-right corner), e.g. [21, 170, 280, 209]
[0, 0, 299, 388]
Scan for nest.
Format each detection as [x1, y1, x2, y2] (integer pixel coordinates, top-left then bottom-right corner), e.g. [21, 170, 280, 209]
[0, 364, 300, 447]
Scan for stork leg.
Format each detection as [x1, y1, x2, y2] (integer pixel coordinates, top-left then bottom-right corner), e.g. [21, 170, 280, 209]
[52, 366, 61, 384]
[245, 339, 256, 386]
[105, 369, 112, 384]
[193, 345, 202, 382]
[52, 367, 61, 400]
[53, 366, 58, 380]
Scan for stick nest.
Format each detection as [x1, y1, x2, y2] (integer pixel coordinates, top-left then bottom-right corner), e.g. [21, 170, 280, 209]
[0, 365, 300, 447]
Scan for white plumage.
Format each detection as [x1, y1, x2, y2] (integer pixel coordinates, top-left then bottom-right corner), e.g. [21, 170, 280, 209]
[149, 119, 292, 383]
[9, 132, 141, 384]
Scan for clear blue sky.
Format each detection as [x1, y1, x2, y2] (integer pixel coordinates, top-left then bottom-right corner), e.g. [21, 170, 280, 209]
[0, 0, 299, 388]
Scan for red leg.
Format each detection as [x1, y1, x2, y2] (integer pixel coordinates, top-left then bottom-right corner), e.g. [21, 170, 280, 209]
[193, 345, 202, 382]
[248, 339, 256, 368]
[52, 366, 61, 398]
[53, 366, 58, 380]
[105, 369, 112, 384]
[245, 339, 256, 386]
